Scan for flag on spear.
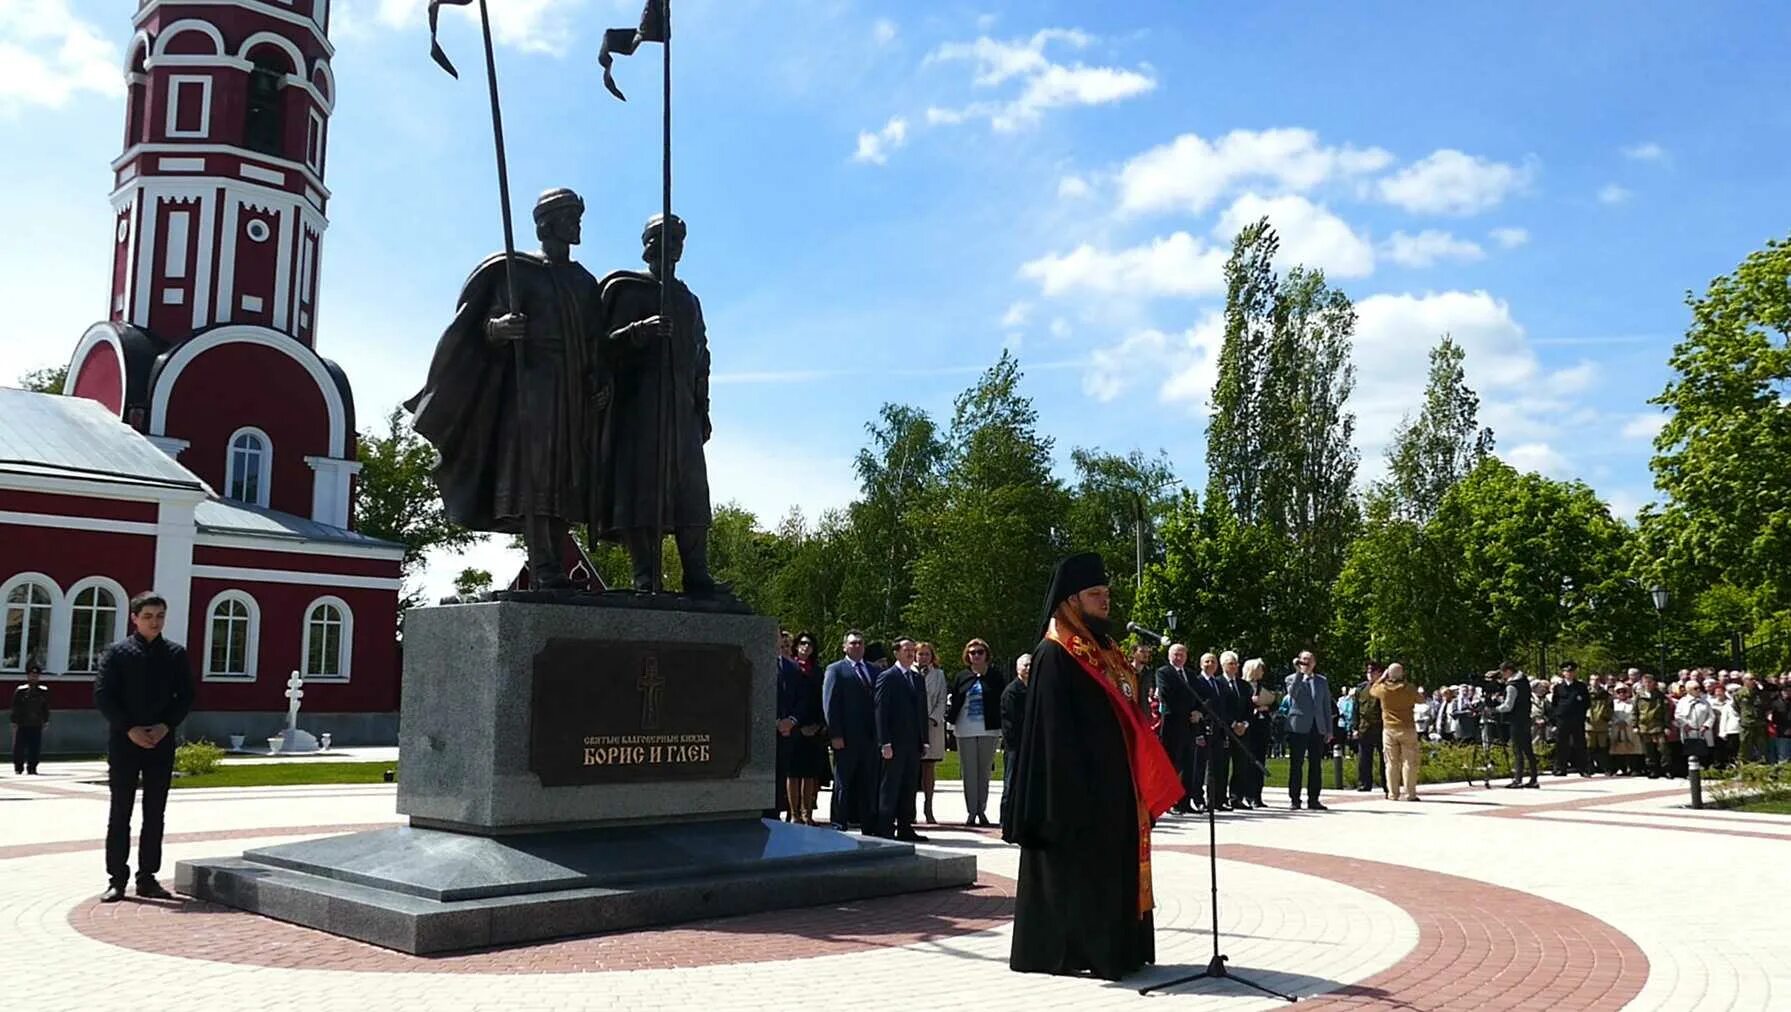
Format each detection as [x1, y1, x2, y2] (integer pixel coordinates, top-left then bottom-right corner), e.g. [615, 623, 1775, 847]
[426, 0, 476, 78]
[598, 0, 667, 101]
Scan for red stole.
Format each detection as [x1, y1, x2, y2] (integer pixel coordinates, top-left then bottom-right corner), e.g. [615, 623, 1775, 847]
[1047, 620, 1184, 915]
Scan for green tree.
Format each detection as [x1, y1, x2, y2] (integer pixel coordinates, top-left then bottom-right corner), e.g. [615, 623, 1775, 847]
[1207, 220, 1278, 525]
[1433, 459, 1635, 670]
[839, 404, 945, 638]
[907, 352, 1065, 660]
[707, 503, 792, 616]
[1139, 491, 1291, 661]
[452, 568, 493, 598]
[1064, 447, 1178, 623]
[1380, 335, 1494, 522]
[355, 407, 483, 607]
[16, 365, 67, 394]
[1648, 234, 1791, 618]
[770, 507, 856, 650]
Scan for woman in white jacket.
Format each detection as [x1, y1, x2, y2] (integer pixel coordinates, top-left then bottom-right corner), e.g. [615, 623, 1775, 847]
[1674, 681, 1716, 766]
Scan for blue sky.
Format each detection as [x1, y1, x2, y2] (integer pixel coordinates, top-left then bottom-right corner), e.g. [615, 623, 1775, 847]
[5, 1, 1790, 597]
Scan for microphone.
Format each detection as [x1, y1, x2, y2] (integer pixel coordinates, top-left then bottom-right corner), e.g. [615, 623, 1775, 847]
[1126, 621, 1171, 647]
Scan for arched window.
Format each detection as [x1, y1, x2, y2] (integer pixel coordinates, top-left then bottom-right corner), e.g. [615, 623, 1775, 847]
[244, 53, 287, 157]
[66, 580, 125, 673]
[301, 596, 352, 681]
[226, 427, 271, 506]
[2, 576, 58, 673]
[203, 590, 259, 681]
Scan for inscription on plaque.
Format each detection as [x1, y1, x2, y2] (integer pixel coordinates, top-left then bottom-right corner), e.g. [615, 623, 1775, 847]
[529, 638, 752, 787]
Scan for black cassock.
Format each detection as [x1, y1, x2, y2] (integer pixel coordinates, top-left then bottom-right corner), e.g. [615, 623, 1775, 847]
[1005, 636, 1154, 980]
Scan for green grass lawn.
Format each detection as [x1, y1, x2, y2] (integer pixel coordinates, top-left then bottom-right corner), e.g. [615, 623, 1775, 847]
[1734, 797, 1791, 814]
[172, 761, 395, 789]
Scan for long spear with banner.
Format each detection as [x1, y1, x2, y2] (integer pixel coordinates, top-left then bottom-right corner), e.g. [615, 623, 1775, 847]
[427, 0, 535, 584]
[599, 0, 672, 593]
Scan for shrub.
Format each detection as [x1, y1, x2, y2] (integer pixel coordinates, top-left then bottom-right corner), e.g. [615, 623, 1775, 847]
[175, 739, 225, 776]
[1709, 762, 1790, 806]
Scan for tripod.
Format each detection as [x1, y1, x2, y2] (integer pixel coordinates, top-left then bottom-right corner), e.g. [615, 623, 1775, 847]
[1469, 712, 1509, 789]
[1140, 690, 1297, 1002]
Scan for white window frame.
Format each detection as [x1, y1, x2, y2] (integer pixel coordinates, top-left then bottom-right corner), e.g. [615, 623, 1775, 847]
[1, 573, 62, 675]
[225, 426, 273, 508]
[165, 74, 213, 140]
[202, 589, 260, 682]
[299, 595, 353, 682]
[305, 108, 325, 173]
[63, 576, 129, 677]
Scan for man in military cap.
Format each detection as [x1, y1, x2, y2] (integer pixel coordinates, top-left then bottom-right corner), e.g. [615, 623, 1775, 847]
[406, 188, 608, 589]
[595, 213, 718, 594]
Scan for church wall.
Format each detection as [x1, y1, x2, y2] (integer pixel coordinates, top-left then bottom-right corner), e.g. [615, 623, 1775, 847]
[160, 339, 330, 516]
[186, 574, 398, 712]
[192, 544, 400, 580]
[71, 343, 125, 415]
[0, 490, 157, 523]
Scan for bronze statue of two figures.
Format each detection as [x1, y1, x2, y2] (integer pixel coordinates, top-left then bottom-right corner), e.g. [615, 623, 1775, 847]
[406, 190, 720, 598]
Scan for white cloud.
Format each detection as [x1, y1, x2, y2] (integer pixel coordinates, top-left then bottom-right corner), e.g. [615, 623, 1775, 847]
[365, 0, 587, 56]
[872, 18, 898, 46]
[1087, 311, 1225, 409]
[1490, 226, 1530, 249]
[1622, 142, 1667, 162]
[1376, 149, 1533, 216]
[1118, 128, 1393, 216]
[925, 28, 1155, 132]
[1058, 175, 1092, 199]
[1215, 193, 1376, 279]
[1019, 231, 1228, 299]
[0, 0, 120, 114]
[1381, 229, 1486, 269]
[1598, 183, 1633, 205]
[1000, 301, 1032, 327]
[852, 116, 909, 165]
[1621, 412, 1667, 441]
[1502, 442, 1573, 477]
[1049, 317, 1072, 339]
[1351, 290, 1585, 470]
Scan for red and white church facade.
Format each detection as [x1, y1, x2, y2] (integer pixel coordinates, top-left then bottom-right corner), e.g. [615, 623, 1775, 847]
[1, 0, 406, 751]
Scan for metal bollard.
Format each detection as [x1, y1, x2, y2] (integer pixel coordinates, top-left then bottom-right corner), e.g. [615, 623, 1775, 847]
[1687, 753, 1702, 809]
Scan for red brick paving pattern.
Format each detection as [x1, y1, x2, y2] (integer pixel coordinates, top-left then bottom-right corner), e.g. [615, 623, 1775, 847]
[69, 873, 1019, 973]
[1158, 844, 1649, 1011]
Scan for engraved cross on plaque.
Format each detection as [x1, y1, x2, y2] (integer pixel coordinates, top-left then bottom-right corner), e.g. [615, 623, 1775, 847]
[637, 655, 664, 730]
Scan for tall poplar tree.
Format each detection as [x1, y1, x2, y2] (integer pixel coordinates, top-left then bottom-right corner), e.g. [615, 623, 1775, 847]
[1381, 335, 1494, 522]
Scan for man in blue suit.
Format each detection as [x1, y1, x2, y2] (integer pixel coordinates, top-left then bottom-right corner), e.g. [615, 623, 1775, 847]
[874, 638, 930, 841]
[823, 629, 880, 832]
[1282, 649, 1333, 811]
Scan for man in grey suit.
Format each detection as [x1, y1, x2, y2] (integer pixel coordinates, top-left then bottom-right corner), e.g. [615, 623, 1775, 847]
[1283, 650, 1332, 811]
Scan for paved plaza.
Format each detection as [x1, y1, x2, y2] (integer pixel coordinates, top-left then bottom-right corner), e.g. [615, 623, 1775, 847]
[1, 764, 1785, 1011]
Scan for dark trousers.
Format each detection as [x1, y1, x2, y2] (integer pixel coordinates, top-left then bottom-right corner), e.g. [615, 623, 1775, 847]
[1287, 728, 1325, 803]
[1233, 730, 1267, 802]
[1554, 724, 1588, 774]
[1642, 731, 1666, 777]
[877, 748, 920, 837]
[12, 725, 44, 773]
[830, 745, 879, 832]
[1509, 722, 1538, 782]
[1162, 729, 1200, 808]
[1201, 737, 1231, 809]
[1354, 732, 1383, 790]
[106, 735, 175, 885]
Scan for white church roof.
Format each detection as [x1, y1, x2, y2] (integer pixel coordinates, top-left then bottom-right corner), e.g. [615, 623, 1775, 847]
[0, 387, 206, 494]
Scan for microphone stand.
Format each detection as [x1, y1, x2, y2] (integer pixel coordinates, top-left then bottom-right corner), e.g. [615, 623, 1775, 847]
[1139, 681, 1297, 1002]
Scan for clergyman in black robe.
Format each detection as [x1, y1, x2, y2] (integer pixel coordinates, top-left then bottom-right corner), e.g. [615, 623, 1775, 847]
[595, 213, 718, 594]
[1005, 552, 1183, 981]
[404, 188, 605, 588]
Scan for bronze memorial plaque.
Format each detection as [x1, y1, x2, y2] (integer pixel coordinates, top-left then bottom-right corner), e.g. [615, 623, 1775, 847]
[529, 638, 753, 787]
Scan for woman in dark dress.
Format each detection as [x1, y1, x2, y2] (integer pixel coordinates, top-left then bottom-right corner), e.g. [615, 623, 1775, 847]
[785, 631, 829, 824]
[1241, 657, 1276, 807]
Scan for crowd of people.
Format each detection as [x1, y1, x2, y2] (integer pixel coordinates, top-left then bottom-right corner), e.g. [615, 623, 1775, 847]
[769, 625, 1791, 835]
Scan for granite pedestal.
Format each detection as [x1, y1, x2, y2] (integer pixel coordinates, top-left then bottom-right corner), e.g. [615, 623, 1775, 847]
[178, 599, 978, 953]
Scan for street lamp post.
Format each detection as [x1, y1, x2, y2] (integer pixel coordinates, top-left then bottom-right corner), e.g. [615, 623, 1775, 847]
[1650, 585, 1670, 678]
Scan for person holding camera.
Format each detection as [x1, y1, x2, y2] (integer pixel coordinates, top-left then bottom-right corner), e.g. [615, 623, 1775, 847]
[1369, 662, 1422, 801]
[1496, 661, 1539, 788]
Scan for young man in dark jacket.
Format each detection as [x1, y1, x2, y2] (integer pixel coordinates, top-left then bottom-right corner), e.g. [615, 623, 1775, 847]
[93, 592, 193, 902]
